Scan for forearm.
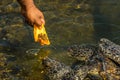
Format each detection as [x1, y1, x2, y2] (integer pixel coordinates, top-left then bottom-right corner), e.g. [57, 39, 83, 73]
[17, 0, 45, 26]
[17, 0, 35, 10]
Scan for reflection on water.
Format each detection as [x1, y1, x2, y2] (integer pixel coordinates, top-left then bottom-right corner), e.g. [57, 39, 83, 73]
[0, 0, 120, 80]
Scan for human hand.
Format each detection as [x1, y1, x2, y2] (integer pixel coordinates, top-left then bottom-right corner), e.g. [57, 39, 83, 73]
[21, 6, 45, 27]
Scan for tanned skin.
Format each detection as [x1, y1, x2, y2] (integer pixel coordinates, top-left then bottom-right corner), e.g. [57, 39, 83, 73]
[17, 0, 45, 26]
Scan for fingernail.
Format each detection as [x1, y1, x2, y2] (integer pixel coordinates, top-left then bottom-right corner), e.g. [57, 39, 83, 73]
[41, 19, 45, 25]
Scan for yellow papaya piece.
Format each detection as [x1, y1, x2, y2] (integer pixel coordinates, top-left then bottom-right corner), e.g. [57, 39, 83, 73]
[33, 24, 50, 45]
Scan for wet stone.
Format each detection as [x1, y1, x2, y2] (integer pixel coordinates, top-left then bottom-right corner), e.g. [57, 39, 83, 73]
[67, 44, 98, 61]
[0, 0, 120, 80]
[99, 38, 120, 64]
[42, 57, 72, 80]
[66, 38, 120, 80]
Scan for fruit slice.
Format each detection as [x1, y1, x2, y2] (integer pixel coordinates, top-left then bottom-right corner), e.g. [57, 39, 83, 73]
[33, 24, 50, 45]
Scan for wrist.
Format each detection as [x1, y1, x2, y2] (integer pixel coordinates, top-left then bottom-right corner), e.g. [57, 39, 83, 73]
[25, 4, 36, 11]
[17, 0, 36, 10]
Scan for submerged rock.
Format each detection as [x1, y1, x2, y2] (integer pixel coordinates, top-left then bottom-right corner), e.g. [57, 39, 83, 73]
[99, 38, 120, 64]
[67, 38, 120, 80]
[67, 44, 97, 62]
[42, 57, 72, 80]
[0, 40, 15, 52]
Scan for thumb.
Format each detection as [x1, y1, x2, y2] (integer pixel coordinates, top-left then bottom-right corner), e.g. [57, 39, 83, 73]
[35, 18, 45, 27]
[41, 18, 45, 25]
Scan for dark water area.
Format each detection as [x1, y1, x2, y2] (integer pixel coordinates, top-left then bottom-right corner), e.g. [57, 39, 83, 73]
[0, 0, 120, 80]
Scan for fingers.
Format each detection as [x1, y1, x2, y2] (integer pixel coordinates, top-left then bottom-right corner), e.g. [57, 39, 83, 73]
[33, 11, 45, 27]
[24, 15, 45, 27]
[21, 9, 45, 27]
[41, 18, 45, 25]
[35, 18, 45, 27]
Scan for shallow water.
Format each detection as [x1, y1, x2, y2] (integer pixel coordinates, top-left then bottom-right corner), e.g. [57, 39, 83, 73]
[0, 0, 120, 80]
